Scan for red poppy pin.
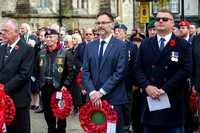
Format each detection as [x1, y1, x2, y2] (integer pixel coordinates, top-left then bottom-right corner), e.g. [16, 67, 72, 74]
[15, 45, 19, 50]
[170, 40, 175, 47]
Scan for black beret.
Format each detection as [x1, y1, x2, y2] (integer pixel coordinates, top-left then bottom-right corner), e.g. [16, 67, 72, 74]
[45, 29, 58, 37]
[114, 24, 128, 31]
[173, 22, 180, 29]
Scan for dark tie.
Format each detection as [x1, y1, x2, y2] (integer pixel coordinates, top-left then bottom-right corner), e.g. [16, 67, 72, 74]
[160, 38, 165, 51]
[99, 40, 105, 67]
[4, 46, 12, 62]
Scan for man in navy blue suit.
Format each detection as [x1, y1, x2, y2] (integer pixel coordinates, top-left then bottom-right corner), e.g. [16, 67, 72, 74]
[82, 11, 128, 133]
[134, 9, 192, 133]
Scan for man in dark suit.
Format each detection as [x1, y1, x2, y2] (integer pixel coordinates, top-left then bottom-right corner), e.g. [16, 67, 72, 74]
[134, 9, 192, 133]
[191, 33, 200, 131]
[0, 19, 34, 133]
[114, 24, 138, 133]
[82, 11, 128, 133]
[75, 28, 94, 98]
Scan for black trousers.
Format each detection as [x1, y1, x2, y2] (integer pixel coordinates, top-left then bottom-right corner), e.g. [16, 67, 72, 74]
[122, 90, 133, 132]
[132, 89, 144, 133]
[42, 84, 66, 133]
[7, 106, 30, 133]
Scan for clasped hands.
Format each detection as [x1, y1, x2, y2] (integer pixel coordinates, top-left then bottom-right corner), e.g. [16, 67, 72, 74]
[90, 91, 103, 108]
[145, 85, 166, 100]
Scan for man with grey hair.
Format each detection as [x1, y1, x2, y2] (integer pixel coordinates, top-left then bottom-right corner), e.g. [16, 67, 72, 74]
[59, 30, 67, 47]
[50, 23, 60, 33]
[0, 19, 34, 133]
[63, 35, 73, 49]
[35, 29, 76, 133]
[20, 23, 38, 45]
[114, 24, 138, 133]
[75, 28, 94, 105]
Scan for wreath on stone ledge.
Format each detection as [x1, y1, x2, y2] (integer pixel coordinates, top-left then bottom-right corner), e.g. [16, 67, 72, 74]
[79, 100, 118, 133]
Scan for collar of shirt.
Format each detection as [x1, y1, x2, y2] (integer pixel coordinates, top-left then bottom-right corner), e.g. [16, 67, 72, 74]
[185, 35, 189, 41]
[157, 32, 172, 48]
[99, 34, 113, 55]
[9, 38, 20, 52]
[100, 34, 112, 44]
[86, 40, 93, 44]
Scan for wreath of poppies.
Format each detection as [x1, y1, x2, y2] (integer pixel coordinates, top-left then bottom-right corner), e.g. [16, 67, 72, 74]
[3, 95, 16, 126]
[51, 89, 73, 119]
[76, 71, 82, 88]
[190, 93, 199, 111]
[0, 89, 5, 133]
[0, 84, 16, 133]
[79, 100, 118, 133]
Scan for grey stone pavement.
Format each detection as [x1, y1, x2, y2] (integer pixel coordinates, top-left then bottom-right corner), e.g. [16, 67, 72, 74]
[30, 109, 200, 133]
[30, 110, 84, 133]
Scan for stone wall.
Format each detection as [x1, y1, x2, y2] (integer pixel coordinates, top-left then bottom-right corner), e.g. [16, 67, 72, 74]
[0, 0, 142, 34]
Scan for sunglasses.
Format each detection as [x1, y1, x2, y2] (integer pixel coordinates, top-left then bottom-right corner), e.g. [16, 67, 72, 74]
[85, 33, 92, 36]
[94, 33, 99, 36]
[155, 17, 172, 22]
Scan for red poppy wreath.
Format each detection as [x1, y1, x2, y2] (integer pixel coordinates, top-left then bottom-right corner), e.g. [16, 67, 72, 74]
[79, 100, 118, 133]
[76, 71, 82, 88]
[51, 89, 73, 119]
[0, 84, 16, 133]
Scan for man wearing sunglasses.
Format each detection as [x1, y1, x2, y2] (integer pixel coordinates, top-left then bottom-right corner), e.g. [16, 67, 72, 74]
[134, 9, 192, 133]
[82, 11, 128, 133]
[75, 28, 94, 103]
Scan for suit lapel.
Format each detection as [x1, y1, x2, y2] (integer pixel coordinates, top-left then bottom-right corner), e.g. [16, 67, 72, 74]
[94, 39, 100, 69]
[154, 33, 177, 64]
[150, 35, 160, 57]
[99, 36, 115, 70]
[0, 44, 7, 69]
[1, 40, 22, 68]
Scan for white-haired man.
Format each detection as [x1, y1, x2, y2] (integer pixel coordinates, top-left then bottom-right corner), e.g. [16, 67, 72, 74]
[35, 29, 76, 133]
[20, 23, 38, 45]
[0, 19, 34, 133]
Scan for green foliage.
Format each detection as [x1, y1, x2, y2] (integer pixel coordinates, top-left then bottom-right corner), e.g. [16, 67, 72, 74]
[153, 0, 172, 10]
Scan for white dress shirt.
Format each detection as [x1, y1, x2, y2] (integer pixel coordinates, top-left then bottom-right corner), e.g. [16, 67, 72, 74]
[157, 33, 172, 48]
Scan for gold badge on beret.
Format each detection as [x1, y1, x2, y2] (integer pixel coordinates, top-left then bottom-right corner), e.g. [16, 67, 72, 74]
[183, 22, 185, 26]
[119, 24, 121, 28]
[136, 34, 140, 37]
[48, 30, 51, 34]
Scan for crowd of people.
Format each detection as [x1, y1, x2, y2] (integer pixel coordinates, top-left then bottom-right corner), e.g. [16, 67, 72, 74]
[0, 8, 200, 133]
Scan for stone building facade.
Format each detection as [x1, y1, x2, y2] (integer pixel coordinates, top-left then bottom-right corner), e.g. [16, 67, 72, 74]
[0, 0, 145, 34]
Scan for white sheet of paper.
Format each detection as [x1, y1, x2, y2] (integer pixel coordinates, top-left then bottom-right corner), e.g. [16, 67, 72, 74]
[107, 121, 116, 133]
[147, 93, 171, 112]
